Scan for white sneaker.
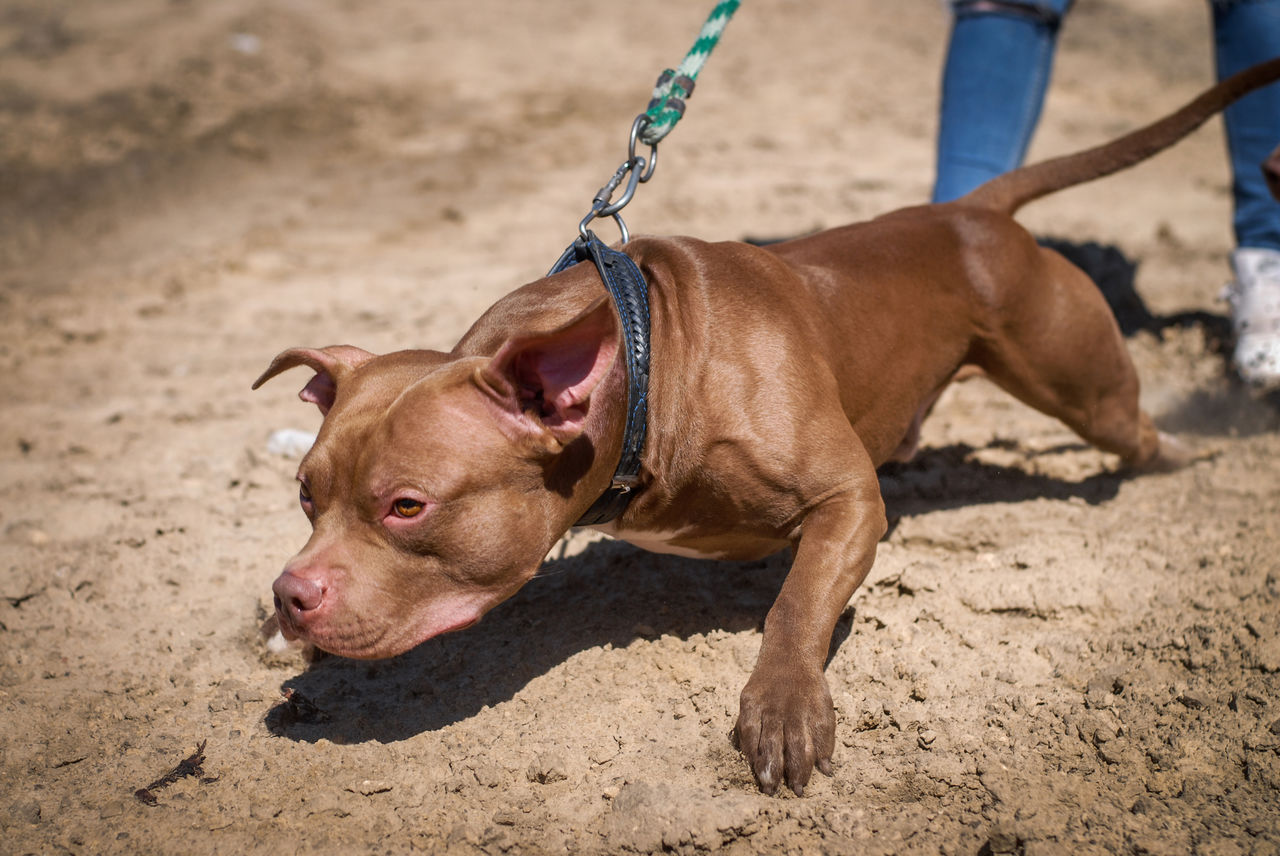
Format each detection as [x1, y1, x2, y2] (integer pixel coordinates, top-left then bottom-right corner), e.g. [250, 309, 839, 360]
[1226, 247, 1280, 389]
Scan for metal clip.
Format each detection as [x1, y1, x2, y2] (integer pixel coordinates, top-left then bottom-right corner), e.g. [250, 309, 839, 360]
[577, 116, 660, 244]
[611, 474, 641, 493]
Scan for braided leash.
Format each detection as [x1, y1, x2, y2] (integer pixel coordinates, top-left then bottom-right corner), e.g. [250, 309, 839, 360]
[577, 0, 740, 244]
[640, 0, 741, 147]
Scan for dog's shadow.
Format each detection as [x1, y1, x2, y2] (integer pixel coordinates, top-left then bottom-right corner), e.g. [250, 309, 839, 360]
[265, 540, 789, 744]
[264, 438, 1136, 745]
[877, 441, 1127, 520]
[1037, 236, 1234, 341]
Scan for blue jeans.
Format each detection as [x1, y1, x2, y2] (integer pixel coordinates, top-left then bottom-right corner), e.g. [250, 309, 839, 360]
[933, 0, 1280, 251]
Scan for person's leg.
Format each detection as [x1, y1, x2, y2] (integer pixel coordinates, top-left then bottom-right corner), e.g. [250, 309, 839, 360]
[932, 0, 1073, 203]
[1214, 0, 1280, 386]
[1215, 0, 1280, 249]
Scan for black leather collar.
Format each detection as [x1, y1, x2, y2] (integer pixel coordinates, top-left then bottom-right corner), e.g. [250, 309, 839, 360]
[548, 233, 650, 526]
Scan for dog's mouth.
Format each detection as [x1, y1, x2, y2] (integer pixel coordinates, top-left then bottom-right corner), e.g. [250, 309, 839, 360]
[272, 599, 302, 642]
[445, 616, 480, 634]
[274, 597, 488, 660]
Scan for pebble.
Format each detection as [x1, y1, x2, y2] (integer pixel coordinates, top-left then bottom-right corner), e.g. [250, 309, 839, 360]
[1131, 796, 1156, 815]
[1256, 636, 1280, 673]
[351, 780, 392, 796]
[473, 763, 505, 788]
[1096, 740, 1128, 765]
[1176, 693, 1208, 710]
[587, 738, 619, 765]
[1086, 673, 1121, 707]
[526, 752, 568, 784]
[854, 700, 884, 732]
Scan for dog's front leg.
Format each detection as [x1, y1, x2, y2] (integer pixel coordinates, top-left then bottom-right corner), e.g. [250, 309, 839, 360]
[734, 461, 885, 796]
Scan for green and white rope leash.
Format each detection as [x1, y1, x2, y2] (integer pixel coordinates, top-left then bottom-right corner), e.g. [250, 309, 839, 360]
[577, 0, 741, 244]
[641, 0, 741, 147]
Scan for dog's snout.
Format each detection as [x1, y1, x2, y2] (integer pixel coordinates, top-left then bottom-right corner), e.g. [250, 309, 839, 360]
[273, 572, 325, 622]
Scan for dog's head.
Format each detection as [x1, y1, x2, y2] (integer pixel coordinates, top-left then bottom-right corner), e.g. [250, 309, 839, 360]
[253, 296, 619, 658]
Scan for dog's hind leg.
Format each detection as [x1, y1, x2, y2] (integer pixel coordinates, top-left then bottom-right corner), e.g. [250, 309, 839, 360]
[970, 246, 1191, 472]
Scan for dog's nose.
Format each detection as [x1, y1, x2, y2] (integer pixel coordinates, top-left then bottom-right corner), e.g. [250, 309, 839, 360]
[273, 572, 325, 625]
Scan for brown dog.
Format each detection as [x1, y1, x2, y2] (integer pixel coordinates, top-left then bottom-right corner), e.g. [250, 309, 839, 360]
[255, 59, 1280, 795]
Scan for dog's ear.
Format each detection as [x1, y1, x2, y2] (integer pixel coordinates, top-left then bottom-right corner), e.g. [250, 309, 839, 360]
[253, 345, 375, 415]
[474, 296, 620, 453]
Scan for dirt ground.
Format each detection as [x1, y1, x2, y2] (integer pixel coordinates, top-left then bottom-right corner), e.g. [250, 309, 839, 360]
[2, 0, 1280, 853]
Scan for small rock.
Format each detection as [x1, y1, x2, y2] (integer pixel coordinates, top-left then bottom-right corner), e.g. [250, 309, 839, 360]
[473, 763, 505, 788]
[1096, 739, 1129, 765]
[209, 678, 259, 712]
[854, 701, 882, 732]
[917, 728, 937, 749]
[351, 780, 392, 796]
[604, 781, 668, 853]
[526, 752, 568, 784]
[587, 738, 619, 765]
[1086, 672, 1122, 707]
[1268, 718, 1280, 736]
[1228, 692, 1257, 713]
[1087, 673, 1120, 696]
[1256, 636, 1280, 673]
[1176, 693, 1208, 711]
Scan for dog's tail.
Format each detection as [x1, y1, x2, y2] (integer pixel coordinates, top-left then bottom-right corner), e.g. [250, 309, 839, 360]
[962, 56, 1280, 216]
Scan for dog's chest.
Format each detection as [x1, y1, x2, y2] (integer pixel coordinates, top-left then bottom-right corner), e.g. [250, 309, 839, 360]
[592, 519, 790, 562]
[592, 523, 733, 560]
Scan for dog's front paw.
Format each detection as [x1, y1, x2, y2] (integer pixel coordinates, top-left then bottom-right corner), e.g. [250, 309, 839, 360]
[733, 663, 835, 796]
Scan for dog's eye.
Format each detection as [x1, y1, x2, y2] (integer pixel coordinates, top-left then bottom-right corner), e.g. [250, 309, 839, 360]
[299, 483, 312, 505]
[392, 498, 424, 519]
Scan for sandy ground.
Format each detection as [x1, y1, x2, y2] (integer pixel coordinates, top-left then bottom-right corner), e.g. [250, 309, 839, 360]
[2, 1, 1280, 853]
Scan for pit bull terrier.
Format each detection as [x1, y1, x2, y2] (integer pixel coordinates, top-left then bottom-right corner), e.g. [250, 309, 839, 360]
[255, 58, 1280, 795]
